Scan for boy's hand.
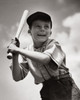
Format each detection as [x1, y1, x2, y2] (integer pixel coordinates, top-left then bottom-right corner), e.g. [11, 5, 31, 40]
[7, 38, 20, 54]
[11, 38, 20, 47]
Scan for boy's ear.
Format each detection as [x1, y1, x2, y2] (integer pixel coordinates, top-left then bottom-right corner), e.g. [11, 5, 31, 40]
[49, 31, 52, 36]
[48, 31, 52, 37]
[28, 30, 31, 33]
[50, 31, 52, 35]
[28, 30, 32, 35]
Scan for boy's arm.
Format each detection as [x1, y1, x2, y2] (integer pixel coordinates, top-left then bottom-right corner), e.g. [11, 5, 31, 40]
[17, 48, 51, 64]
[11, 54, 29, 81]
[8, 39, 29, 81]
[12, 54, 22, 81]
[8, 44, 51, 65]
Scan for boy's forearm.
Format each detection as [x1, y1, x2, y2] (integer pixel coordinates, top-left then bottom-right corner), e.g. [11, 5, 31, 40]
[17, 48, 50, 64]
[12, 54, 22, 81]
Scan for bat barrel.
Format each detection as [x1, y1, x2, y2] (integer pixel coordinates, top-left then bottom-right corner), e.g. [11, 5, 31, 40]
[7, 10, 28, 60]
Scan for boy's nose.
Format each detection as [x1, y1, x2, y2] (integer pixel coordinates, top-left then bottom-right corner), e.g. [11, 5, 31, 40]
[41, 26, 45, 31]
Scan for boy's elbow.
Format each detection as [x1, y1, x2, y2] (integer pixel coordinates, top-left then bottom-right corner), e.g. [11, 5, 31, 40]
[13, 78, 21, 82]
[13, 76, 22, 82]
[42, 55, 51, 64]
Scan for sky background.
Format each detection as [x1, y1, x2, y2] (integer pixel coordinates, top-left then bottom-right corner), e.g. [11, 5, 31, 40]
[0, 0, 80, 100]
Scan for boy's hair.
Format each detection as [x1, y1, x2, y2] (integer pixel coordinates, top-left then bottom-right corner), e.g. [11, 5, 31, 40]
[27, 11, 52, 29]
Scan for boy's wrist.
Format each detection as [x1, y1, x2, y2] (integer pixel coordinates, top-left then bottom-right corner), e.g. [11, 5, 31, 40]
[12, 47, 20, 56]
[12, 53, 19, 57]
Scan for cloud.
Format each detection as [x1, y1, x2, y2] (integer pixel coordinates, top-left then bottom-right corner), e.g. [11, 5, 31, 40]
[55, 12, 80, 51]
[19, 25, 33, 48]
[1, 23, 32, 48]
[63, 13, 80, 49]
[0, 24, 10, 49]
[63, 13, 80, 27]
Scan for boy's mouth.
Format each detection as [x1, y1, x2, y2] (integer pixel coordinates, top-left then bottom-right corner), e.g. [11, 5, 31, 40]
[37, 34, 46, 36]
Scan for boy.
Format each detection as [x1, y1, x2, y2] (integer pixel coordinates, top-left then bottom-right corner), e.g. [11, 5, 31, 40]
[7, 11, 80, 100]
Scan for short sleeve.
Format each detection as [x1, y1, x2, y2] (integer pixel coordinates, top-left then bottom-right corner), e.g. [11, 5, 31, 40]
[43, 40, 65, 67]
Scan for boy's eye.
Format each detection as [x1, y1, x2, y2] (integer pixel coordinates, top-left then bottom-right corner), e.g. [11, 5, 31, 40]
[35, 25, 41, 28]
[44, 25, 49, 29]
[34, 24, 49, 29]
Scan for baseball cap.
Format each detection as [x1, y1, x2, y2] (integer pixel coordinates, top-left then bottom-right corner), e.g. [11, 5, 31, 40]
[27, 11, 52, 28]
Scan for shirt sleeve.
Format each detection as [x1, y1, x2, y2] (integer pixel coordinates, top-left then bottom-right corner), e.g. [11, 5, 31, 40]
[10, 55, 29, 80]
[43, 40, 65, 67]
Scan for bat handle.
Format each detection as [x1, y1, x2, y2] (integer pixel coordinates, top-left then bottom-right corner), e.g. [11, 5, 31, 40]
[7, 38, 20, 59]
[7, 53, 12, 59]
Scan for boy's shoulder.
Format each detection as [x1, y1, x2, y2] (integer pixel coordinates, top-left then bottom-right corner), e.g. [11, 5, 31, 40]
[46, 38, 60, 45]
[45, 39, 60, 49]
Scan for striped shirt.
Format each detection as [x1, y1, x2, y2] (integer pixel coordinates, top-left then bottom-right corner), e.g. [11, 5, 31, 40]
[10, 39, 69, 84]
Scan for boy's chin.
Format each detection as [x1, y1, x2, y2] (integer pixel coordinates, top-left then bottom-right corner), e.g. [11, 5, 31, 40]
[38, 39, 47, 43]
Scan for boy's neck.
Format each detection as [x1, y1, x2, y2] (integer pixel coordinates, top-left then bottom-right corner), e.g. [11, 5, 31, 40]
[33, 41, 46, 49]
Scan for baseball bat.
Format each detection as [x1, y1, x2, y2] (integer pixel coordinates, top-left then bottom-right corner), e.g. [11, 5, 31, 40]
[7, 10, 28, 59]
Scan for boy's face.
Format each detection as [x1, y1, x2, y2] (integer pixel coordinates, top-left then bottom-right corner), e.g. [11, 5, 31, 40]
[29, 20, 52, 43]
